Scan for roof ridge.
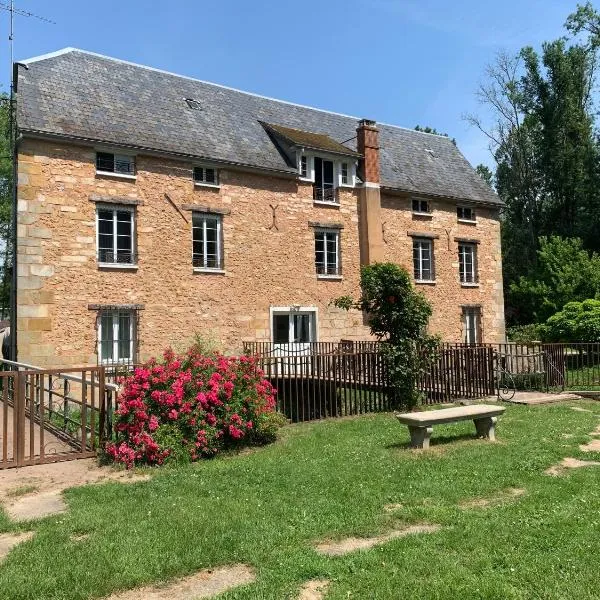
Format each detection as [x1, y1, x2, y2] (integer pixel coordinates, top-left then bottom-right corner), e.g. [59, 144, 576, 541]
[18, 47, 454, 141]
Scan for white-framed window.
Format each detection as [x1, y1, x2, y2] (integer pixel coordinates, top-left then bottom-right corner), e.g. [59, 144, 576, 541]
[313, 157, 337, 203]
[300, 156, 308, 178]
[413, 238, 434, 281]
[462, 306, 482, 345]
[271, 307, 317, 345]
[341, 162, 349, 185]
[98, 309, 135, 364]
[315, 229, 341, 276]
[192, 213, 223, 270]
[457, 206, 476, 222]
[96, 152, 135, 176]
[458, 243, 478, 284]
[96, 205, 136, 265]
[193, 166, 218, 186]
[412, 198, 430, 214]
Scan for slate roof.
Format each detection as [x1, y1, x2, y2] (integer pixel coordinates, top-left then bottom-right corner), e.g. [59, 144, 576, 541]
[17, 48, 501, 206]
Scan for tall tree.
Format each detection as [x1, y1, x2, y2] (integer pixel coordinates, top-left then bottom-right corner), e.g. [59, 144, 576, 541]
[467, 6, 600, 324]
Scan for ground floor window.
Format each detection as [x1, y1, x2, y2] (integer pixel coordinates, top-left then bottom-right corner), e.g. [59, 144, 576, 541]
[271, 308, 317, 345]
[462, 306, 482, 345]
[98, 309, 135, 364]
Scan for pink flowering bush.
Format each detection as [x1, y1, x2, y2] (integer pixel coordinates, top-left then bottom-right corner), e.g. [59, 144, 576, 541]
[104, 347, 280, 468]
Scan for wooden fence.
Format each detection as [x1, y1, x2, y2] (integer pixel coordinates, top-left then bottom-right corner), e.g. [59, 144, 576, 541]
[244, 342, 497, 422]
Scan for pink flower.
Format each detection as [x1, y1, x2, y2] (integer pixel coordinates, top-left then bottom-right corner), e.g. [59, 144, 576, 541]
[148, 415, 159, 432]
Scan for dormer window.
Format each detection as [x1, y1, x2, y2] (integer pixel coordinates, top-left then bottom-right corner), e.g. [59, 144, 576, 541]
[193, 166, 219, 187]
[96, 152, 136, 177]
[300, 156, 308, 178]
[341, 162, 349, 185]
[314, 157, 336, 203]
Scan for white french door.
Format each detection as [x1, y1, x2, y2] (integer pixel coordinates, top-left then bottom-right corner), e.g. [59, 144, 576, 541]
[272, 309, 316, 356]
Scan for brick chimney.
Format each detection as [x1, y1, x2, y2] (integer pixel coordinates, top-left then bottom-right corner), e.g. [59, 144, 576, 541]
[356, 119, 383, 264]
[357, 119, 380, 184]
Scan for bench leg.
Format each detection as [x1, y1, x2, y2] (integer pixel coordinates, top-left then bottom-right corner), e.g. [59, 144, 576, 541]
[408, 426, 433, 449]
[474, 416, 497, 441]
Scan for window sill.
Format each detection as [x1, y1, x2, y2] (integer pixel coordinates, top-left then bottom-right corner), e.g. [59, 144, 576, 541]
[313, 201, 340, 208]
[317, 274, 343, 280]
[412, 212, 433, 218]
[194, 182, 221, 190]
[461, 282, 480, 288]
[458, 219, 477, 225]
[338, 183, 355, 189]
[193, 267, 226, 274]
[415, 279, 436, 285]
[96, 171, 137, 181]
[98, 263, 139, 270]
[299, 176, 314, 183]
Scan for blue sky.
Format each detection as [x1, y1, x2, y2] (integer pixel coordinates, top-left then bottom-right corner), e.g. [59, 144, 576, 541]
[2, 0, 573, 168]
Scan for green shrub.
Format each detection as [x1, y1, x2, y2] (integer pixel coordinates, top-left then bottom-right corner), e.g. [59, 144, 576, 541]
[546, 299, 600, 342]
[506, 323, 547, 343]
[250, 412, 288, 445]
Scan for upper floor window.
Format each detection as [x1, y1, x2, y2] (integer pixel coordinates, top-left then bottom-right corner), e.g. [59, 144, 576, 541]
[313, 157, 337, 203]
[413, 238, 434, 282]
[96, 206, 136, 266]
[98, 309, 135, 364]
[300, 156, 308, 178]
[457, 206, 476, 222]
[341, 162, 349, 185]
[315, 229, 341, 277]
[192, 213, 223, 270]
[96, 152, 135, 176]
[458, 243, 478, 284]
[193, 166, 218, 186]
[412, 198, 430, 214]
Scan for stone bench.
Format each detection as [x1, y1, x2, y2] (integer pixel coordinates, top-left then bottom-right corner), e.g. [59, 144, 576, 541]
[394, 404, 506, 449]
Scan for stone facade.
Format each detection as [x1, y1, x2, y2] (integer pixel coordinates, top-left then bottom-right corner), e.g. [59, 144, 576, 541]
[16, 137, 504, 367]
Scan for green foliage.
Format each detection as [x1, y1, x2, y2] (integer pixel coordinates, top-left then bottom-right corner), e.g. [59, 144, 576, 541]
[475, 164, 494, 188]
[250, 411, 287, 445]
[506, 323, 547, 343]
[414, 124, 457, 145]
[509, 236, 600, 323]
[470, 6, 600, 324]
[546, 299, 600, 342]
[333, 263, 440, 410]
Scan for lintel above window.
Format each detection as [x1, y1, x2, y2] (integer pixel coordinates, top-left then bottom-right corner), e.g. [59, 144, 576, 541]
[193, 165, 219, 187]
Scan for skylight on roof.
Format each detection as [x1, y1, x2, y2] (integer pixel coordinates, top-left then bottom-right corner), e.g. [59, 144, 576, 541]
[185, 98, 201, 110]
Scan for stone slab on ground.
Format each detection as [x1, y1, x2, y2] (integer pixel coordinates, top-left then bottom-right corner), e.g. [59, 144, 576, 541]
[506, 392, 583, 405]
[545, 457, 600, 476]
[580, 439, 600, 453]
[298, 579, 330, 600]
[105, 564, 255, 600]
[315, 524, 440, 557]
[0, 532, 34, 563]
[0, 458, 150, 522]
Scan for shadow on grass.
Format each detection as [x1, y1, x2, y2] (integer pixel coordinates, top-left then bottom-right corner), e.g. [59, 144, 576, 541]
[385, 432, 485, 451]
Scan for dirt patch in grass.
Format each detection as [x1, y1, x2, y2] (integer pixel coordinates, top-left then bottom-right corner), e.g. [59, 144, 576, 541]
[0, 532, 34, 563]
[0, 459, 150, 522]
[459, 487, 526, 509]
[105, 564, 255, 600]
[580, 439, 600, 452]
[315, 524, 441, 557]
[545, 457, 600, 476]
[70, 533, 90, 543]
[383, 503, 404, 513]
[298, 579, 330, 600]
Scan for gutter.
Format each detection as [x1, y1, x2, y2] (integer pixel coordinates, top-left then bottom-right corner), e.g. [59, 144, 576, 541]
[379, 185, 504, 209]
[19, 129, 300, 180]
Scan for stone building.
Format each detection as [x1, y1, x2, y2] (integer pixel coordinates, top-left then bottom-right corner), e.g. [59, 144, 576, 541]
[15, 48, 505, 367]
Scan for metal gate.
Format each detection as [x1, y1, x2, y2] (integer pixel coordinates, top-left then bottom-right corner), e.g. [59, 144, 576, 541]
[0, 366, 115, 469]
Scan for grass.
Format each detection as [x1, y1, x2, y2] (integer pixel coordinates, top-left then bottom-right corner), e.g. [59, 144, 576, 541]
[1, 401, 600, 599]
[5, 485, 39, 499]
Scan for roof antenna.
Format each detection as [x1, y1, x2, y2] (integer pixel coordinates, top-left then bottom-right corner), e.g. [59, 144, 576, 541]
[0, 0, 55, 359]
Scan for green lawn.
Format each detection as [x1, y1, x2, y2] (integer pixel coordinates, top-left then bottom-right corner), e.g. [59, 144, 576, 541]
[2, 402, 600, 599]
